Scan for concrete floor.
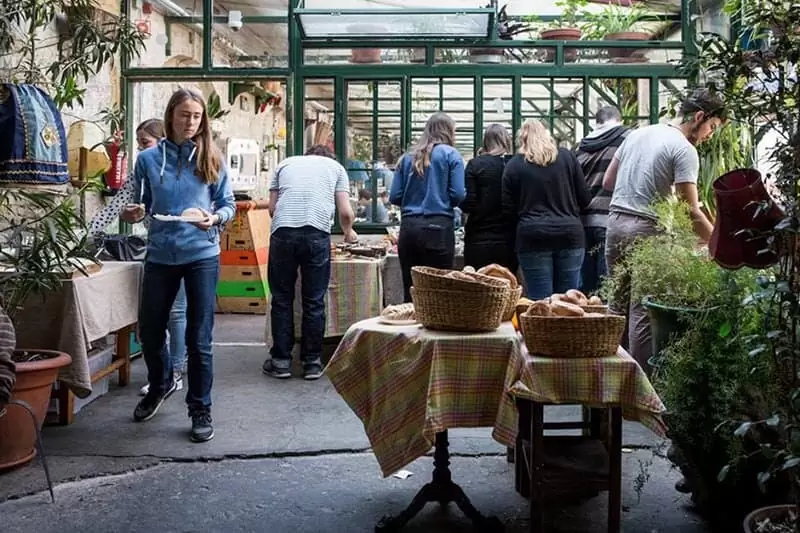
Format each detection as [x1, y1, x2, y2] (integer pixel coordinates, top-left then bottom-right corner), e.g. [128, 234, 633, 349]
[0, 315, 708, 533]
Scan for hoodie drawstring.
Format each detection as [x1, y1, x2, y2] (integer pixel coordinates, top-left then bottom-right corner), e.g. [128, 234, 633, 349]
[160, 143, 198, 183]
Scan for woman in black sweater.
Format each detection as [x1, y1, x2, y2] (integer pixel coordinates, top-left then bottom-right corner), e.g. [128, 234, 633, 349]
[502, 119, 591, 299]
[461, 124, 517, 272]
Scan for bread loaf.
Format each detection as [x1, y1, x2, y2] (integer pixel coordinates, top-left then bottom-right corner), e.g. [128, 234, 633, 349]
[462, 265, 476, 273]
[477, 264, 519, 289]
[566, 289, 588, 305]
[381, 303, 415, 321]
[444, 271, 476, 282]
[587, 295, 603, 305]
[550, 293, 564, 303]
[182, 207, 206, 218]
[525, 301, 552, 316]
[550, 301, 585, 317]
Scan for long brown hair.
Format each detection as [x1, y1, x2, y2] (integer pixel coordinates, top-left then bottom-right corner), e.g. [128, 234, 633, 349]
[163, 88, 221, 184]
[410, 112, 456, 176]
[479, 123, 512, 156]
[517, 119, 558, 167]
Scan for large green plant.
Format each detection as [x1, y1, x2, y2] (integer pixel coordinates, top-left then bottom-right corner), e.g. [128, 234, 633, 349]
[0, 188, 97, 324]
[687, 0, 800, 529]
[600, 199, 726, 310]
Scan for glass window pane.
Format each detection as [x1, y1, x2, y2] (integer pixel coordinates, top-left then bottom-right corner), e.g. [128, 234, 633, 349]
[127, 0, 205, 68]
[297, 13, 490, 38]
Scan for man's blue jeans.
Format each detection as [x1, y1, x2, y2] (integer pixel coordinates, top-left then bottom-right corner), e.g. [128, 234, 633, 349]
[267, 226, 331, 370]
[140, 257, 219, 412]
[580, 227, 608, 295]
[518, 248, 585, 300]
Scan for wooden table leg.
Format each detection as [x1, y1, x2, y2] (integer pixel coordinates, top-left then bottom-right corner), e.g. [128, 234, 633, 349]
[55, 382, 74, 426]
[515, 398, 531, 498]
[115, 324, 134, 387]
[608, 407, 623, 533]
[529, 401, 545, 533]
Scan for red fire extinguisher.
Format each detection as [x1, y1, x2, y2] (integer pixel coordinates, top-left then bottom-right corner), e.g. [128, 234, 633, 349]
[104, 131, 128, 193]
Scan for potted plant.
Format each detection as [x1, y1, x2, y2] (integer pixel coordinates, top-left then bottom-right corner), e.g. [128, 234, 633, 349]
[537, 0, 589, 62]
[688, 1, 800, 530]
[600, 199, 726, 361]
[469, 3, 534, 64]
[583, 0, 656, 62]
[206, 90, 230, 138]
[0, 187, 98, 470]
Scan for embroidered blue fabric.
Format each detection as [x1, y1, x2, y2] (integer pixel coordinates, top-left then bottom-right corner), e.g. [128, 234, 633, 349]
[0, 83, 69, 184]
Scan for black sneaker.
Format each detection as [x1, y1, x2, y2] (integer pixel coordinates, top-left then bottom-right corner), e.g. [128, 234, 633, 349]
[190, 410, 214, 442]
[303, 364, 324, 381]
[262, 359, 291, 379]
[133, 379, 177, 422]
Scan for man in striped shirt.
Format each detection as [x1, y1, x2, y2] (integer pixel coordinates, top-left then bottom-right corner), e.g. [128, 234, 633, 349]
[262, 144, 358, 381]
[0, 305, 16, 412]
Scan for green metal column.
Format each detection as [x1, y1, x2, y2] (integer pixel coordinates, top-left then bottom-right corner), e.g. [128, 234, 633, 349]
[511, 76, 521, 151]
[473, 76, 483, 157]
[202, 0, 213, 70]
[334, 77, 346, 164]
[649, 76, 660, 124]
[401, 77, 412, 153]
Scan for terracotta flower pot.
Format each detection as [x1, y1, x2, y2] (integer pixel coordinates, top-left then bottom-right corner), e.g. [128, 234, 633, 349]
[743, 505, 797, 533]
[540, 28, 582, 63]
[350, 48, 382, 64]
[0, 350, 71, 471]
[604, 31, 650, 61]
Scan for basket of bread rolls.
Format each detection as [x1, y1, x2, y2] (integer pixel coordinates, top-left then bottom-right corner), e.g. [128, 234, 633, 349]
[517, 294, 625, 358]
[552, 289, 609, 314]
[410, 266, 511, 332]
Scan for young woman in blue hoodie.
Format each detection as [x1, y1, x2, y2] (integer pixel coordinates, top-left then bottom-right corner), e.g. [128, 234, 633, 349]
[127, 88, 235, 443]
[390, 112, 466, 302]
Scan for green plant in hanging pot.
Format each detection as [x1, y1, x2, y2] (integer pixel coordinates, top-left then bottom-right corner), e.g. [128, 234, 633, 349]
[582, 1, 658, 62]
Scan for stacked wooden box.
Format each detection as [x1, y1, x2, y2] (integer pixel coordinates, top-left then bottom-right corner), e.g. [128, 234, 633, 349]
[216, 200, 271, 314]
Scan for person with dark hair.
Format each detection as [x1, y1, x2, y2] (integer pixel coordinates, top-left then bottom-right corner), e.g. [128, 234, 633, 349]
[390, 112, 466, 302]
[461, 123, 517, 272]
[89, 118, 189, 398]
[126, 88, 236, 442]
[574, 106, 630, 294]
[358, 189, 389, 223]
[602, 88, 725, 374]
[262, 144, 358, 381]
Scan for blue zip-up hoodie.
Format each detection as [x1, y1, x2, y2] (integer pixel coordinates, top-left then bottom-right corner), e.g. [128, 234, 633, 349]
[133, 138, 236, 266]
[389, 144, 466, 217]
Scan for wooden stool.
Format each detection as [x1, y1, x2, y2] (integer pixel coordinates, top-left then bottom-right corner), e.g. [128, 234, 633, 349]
[514, 398, 623, 533]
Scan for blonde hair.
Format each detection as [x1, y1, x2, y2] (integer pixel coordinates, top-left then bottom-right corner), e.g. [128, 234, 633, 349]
[517, 119, 558, 167]
[410, 112, 456, 176]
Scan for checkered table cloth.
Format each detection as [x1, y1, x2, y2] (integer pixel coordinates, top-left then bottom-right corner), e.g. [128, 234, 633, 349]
[492, 343, 667, 447]
[264, 257, 385, 342]
[325, 318, 521, 477]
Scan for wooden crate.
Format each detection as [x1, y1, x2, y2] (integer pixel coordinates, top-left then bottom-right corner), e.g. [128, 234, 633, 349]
[220, 247, 269, 266]
[216, 280, 269, 298]
[216, 296, 269, 315]
[220, 264, 268, 283]
[223, 204, 271, 251]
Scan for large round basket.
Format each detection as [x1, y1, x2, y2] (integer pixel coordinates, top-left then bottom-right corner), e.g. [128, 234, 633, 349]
[411, 266, 510, 291]
[502, 286, 524, 321]
[411, 286, 508, 332]
[519, 312, 625, 358]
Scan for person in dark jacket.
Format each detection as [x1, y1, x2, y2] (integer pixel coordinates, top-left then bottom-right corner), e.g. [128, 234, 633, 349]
[0, 305, 16, 411]
[461, 124, 517, 272]
[574, 106, 630, 294]
[502, 119, 591, 300]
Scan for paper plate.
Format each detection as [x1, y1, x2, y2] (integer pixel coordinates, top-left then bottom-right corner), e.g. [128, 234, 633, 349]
[153, 214, 207, 223]
[378, 317, 418, 326]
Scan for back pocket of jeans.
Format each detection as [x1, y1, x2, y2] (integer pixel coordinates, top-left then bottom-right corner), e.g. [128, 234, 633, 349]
[421, 224, 448, 251]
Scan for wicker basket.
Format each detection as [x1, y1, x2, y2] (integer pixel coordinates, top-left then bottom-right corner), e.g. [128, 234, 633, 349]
[502, 286, 524, 321]
[411, 266, 510, 291]
[519, 312, 625, 358]
[411, 286, 508, 332]
[581, 304, 609, 314]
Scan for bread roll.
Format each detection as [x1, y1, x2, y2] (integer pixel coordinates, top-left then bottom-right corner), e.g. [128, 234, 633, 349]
[517, 297, 535, 308]
[566, 289, 588, 305]
[381, 303, 415, 320]
[560, 293, 582, 305]
[444, 271, 476, 282]
[587, 295, 603, 305]
[462, 265, 476, 273]
[550, 300, 585, 317]
[477, 263, 519, 289]
[525, 301, 552, 316]
[182, 207, 206, 218]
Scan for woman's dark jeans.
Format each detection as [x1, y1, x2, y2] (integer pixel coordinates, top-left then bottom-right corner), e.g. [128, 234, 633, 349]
[398, 214, 455, 303]
[139, 256, 220, 413]
[463, 235, 518, 273]
[267, 226, 331, 370]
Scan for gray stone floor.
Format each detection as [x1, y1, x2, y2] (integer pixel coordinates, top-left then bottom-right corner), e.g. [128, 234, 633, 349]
[0, 315, 707, 532]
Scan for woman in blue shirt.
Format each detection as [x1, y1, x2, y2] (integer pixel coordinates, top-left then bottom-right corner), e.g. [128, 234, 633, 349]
[389, 112, 466, 302]
[126, 88, 235, 443]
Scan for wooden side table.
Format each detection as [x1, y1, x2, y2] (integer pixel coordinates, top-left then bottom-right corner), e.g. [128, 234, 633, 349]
[515, 398, 623, 533]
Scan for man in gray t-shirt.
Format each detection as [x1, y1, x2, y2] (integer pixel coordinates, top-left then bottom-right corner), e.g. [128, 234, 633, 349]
[602, 88, 725, 374]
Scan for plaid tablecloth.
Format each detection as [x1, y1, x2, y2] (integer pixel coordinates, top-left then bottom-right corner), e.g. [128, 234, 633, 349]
[492, 343, 667, 447]
[264, 257, 385, 342]
[325, 317, 521, 477]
